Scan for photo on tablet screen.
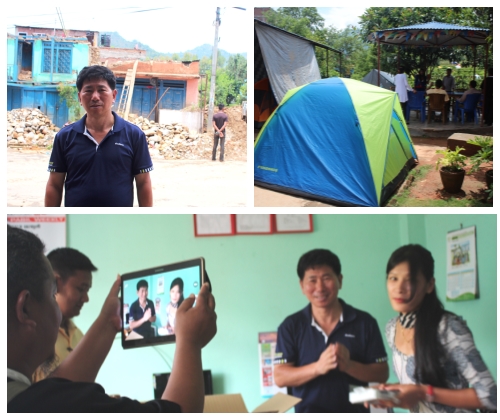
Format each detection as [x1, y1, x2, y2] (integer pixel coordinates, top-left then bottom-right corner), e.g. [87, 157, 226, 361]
[121, 257, 205, 349]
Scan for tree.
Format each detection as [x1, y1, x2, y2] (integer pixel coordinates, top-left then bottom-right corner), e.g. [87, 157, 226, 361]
[199, 53, 247, 107]
[264, 7, 325, 38]
[358, 7, 493, 77]
[199, 57, 212, 75]
[214, 70, 235, 105]
[182, 52, 199, 61]
[57, 84, 82, 122]
[226, 54, 246, 84]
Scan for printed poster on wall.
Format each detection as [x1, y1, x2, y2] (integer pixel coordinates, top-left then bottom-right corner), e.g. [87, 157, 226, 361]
[7, 214, 66, 254]
[258, 332, 286, 397]
[446, 225, 477, 301]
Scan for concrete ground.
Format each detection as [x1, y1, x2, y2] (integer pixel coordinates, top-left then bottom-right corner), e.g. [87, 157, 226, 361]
[7, 148, 247, 207]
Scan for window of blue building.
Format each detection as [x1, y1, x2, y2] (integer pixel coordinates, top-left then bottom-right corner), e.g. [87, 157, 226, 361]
[42, 42, 73, 74]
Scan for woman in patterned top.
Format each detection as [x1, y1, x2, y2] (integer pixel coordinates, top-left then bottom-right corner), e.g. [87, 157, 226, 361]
[165, 278, 184, 334]
[372, 244, 496, 412]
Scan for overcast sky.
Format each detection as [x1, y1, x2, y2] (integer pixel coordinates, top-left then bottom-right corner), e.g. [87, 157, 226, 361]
[318, 7, 367, 29]
[5, 3, 248, 54]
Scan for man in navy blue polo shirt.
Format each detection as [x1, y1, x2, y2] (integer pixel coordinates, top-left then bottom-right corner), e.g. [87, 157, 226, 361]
[129, 279, 157, 338]
[274, 249, 388, 413]
[45, 65, 153, 207]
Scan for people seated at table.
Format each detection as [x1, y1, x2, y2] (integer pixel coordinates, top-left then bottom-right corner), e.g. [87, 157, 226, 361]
[457, 81, 482, 103]
[413, 69, 429, 92]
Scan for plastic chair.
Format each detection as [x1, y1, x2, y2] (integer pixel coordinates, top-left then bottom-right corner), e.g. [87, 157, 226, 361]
[427, 94, 446, 123]
[406, 91, 426, 122]
[454, 93, 481, 124]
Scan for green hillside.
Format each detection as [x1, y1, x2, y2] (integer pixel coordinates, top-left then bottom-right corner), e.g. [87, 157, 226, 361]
[103, 32, 246, 60]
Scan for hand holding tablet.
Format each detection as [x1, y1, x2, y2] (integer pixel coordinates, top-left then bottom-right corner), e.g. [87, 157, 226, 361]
[176, 282, 217, 349]
[120, 257, 212, 349]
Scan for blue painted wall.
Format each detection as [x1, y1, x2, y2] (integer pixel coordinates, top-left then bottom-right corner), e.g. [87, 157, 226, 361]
[7, 36, 89, 83]
[6, 38, 17, 81]
[115, 79, 186, 118]
[7, 85, 69, 128]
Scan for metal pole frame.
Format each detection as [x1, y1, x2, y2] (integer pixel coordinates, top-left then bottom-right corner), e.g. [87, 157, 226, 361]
[377, 36, 381, 87]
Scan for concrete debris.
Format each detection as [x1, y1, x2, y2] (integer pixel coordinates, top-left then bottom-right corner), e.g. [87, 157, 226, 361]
[7, 108, 59, 149]
[6, 105, 247, 161]
[18, 70, 32, 80]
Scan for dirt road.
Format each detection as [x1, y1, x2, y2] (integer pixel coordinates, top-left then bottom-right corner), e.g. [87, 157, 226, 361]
[7, 149, 247, 207]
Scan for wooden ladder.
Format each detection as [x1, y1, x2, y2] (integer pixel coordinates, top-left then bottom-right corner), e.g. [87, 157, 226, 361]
[116, 60, 138, 120]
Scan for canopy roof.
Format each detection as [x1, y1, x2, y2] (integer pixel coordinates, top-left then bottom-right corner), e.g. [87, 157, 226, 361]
[368, 21, 490, 47]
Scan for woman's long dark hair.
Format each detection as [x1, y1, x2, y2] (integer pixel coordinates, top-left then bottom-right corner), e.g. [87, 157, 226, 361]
[387, 244, 450, 388]
[170, 277, 184, 306]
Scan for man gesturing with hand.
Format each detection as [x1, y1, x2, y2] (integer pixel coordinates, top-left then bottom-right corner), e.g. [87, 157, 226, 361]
[273, 249, 388, 413]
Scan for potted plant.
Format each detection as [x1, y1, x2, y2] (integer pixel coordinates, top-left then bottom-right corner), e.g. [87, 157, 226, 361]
[435, 146, 467, 193]
[467, 136, 493, 189]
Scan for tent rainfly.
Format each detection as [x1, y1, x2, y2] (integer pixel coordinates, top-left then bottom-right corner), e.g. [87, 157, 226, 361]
[254, 19, 342, 128]
[254, 78, 418, 207]
[362, 69, 395, 91]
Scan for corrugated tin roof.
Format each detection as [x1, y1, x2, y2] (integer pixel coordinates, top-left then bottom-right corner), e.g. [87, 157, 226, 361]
[384, 21, 489, 32]
[368, 20, 490, 47]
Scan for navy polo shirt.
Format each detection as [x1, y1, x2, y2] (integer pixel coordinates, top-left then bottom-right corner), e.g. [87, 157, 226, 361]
[129, 298, 156, 337]
[48, 111, 153, 207]
[275, 299, 387, 413]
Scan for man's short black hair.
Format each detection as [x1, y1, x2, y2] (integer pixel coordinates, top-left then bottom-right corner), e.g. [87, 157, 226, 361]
[46, 248, 97, 281]
[7, 226, 49, 306]
[137, 279, 149, 291]
[435, 79, 443, 89]
[297, 249, 342, 279]
[76, 65, 116, 91]
[470, 80, 477, 88]
[218, 104, 224, 110]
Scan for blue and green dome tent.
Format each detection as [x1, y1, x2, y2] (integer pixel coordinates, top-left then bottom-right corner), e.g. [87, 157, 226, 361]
[254, 77, 418, 207]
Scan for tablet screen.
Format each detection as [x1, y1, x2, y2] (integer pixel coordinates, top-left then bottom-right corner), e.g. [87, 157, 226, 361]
[121, 257, 205, 349]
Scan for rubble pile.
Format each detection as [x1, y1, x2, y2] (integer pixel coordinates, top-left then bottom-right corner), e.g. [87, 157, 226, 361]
[131, 104, 247, 161]
[90, 46, 101, 66]
[7, 108, 59, 148]
[18, 70, 32, 80]
[6, 105, 247, 161]
[131, 115, 213, 160]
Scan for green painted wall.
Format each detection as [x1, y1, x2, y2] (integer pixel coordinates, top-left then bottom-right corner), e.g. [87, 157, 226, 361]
[65, 214, 496, 410]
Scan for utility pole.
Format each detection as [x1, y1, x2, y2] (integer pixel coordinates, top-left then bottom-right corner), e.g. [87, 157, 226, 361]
[207, 7, 221, 131]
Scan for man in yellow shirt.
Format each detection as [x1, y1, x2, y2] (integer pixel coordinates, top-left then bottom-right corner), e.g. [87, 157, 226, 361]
[427, 79, 450, 121]
[33, 248, 97, 381]
[426, 79, 450, 101]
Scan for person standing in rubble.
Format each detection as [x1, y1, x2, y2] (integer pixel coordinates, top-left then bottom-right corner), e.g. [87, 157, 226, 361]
[212, 104, 228, 162]
[44, 65, 153, 207]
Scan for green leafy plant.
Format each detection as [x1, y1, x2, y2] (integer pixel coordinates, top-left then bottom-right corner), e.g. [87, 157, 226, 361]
[435, 146, 467, 172]
[467, 136, 493, 173]
[57, 83, 82, 122]
[487, 183, 493, 201]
